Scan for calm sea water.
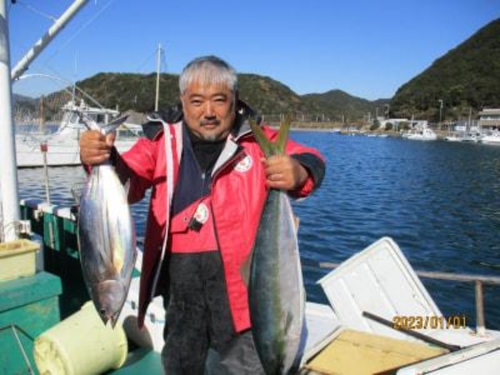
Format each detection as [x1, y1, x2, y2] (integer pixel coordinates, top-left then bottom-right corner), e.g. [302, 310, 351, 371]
[17, 132, 500, 330]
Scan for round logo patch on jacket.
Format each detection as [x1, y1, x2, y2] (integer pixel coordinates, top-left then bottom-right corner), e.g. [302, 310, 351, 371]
[194, 203, 209, 224]
[234, 154, 252, 173]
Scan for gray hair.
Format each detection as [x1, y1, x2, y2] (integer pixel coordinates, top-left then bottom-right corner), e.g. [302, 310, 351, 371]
[179, 56, 238, 94]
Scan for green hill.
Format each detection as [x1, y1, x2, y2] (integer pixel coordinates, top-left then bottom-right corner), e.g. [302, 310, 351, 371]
[33, 72, 384, 126]
[302, 89, 388, 123]
[390, 18, 500, 122]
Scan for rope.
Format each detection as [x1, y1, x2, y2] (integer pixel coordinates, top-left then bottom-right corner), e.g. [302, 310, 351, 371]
[135, 46, 168, 75]
[42, 0, 117, 65]
[14, 0, 57, 22]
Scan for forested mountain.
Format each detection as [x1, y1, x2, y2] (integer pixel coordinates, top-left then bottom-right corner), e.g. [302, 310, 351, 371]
[390, 18, 500, 122]
[25, 72, 385, 125]
[302, 90, 386, 123]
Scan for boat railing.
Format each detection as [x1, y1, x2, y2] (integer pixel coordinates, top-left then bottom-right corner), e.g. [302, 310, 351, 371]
[315, 261, 500, 336]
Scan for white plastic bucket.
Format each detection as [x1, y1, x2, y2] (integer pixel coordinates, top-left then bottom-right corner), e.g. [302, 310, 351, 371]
[34, 301, 128, 375]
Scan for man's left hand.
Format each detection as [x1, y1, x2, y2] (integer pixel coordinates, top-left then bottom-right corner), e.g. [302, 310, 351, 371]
[263, 155, 308, 191]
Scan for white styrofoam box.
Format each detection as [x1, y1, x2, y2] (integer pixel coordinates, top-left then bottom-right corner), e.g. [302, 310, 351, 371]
[318, 236, 442, 340]
[302, 302, 342, 364]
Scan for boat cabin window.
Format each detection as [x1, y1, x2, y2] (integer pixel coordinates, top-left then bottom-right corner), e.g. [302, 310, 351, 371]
[95, 114, 106, 124]
[61, 111, 80, 125]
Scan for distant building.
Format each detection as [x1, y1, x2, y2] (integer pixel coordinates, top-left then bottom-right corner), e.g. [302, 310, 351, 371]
[478, 108, 500, 130]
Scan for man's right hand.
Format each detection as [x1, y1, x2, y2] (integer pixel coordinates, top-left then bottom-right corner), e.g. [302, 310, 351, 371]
[79, 130, 116, 165]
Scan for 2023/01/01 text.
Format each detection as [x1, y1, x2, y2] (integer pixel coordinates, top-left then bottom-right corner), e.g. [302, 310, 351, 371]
[393, 315, 468, 330]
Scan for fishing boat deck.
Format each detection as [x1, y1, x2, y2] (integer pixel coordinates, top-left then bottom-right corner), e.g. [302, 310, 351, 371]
[4, 200, 499, 374]
[111, 348, 163, 374]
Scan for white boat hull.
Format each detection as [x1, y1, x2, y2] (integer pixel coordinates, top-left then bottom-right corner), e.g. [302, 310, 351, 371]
[16, 137, 137, 168]
[16, 100, 143, 168]
[481, 134, 500, 145]
[403, 129, 438, 141]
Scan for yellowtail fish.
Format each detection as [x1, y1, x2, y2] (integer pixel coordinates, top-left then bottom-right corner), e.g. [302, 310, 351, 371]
[248, 117, 306, 374]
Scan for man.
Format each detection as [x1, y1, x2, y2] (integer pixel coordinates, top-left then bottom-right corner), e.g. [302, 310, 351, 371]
[79, 55, 325, 374]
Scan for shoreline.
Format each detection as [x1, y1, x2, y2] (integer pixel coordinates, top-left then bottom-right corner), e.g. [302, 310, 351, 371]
[285, 124, 451, 140]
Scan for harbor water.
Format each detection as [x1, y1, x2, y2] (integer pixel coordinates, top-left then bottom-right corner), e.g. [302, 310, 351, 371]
[17, 131, 500, 331]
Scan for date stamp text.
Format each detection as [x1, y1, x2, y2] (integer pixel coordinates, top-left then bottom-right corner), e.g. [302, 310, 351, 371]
[392, 315, 467, 330]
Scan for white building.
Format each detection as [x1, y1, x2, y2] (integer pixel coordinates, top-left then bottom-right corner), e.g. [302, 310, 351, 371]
[478, 108, 500, 130]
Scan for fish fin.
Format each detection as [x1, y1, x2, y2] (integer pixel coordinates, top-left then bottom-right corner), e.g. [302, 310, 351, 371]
[76, 111, 129, 135]
[249, 118, 274, 157]
[293, 215, 300, 231]
[123, 178, 131, 196]
[112, 247, 125, 273]
[275, 115, 291, 155]
[248, 115, 291, 157]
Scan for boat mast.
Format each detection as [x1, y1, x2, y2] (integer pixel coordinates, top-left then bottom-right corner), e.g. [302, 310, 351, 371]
[0, 0, 21, 242]
[0, 0, 90, 241]
[154, 43, 162, 112]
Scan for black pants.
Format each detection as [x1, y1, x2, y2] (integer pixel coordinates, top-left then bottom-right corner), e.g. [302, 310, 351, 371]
[161, 251, 265, 375]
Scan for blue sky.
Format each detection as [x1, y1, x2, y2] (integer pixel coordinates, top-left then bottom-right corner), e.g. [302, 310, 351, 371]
[9, 0, 500, 101]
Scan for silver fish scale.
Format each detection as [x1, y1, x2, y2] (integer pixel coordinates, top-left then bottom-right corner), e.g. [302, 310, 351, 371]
[249, 189, 305, 375]
[78, 164, 137, 326]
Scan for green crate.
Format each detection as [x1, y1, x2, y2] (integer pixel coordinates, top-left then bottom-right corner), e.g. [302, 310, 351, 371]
[0, 272, 62, 375]
[111, 348, 163, 374]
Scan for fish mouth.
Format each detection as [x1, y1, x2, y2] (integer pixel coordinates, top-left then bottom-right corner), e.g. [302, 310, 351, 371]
[98, 309, 120, 328]
[108, 316, 119, 328]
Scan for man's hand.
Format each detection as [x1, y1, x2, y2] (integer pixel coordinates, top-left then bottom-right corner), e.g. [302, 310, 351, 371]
[263, 155, 308, 191]
[79, 130, 116, 165]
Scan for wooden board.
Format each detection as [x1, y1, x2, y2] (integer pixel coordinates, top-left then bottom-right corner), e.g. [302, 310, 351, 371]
[304, 329, 447, 375]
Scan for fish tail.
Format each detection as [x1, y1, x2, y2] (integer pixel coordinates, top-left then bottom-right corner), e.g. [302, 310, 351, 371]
[101, 115, 129, 135]
[77, 112, 129, 135]
[249, 115, 292, 157]
[275, 115, 291, 155]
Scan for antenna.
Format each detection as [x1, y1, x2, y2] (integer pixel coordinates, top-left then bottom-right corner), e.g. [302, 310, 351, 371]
[155, 43, 162, 112]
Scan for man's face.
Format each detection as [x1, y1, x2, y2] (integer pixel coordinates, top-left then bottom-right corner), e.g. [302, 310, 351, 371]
[181, 81, 237, 141]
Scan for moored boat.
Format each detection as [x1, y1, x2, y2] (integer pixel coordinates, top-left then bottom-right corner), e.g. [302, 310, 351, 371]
[16, 99, 143, 168]
[403, 127, 438, 141]
[444, 134, 462, 142]
[481, 131, 500, 145]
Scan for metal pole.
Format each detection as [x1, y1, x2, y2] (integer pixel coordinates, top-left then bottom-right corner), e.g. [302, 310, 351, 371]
[41, 143, 51, 205]
[475, 280, 486, 336]
[438, 99, 444, 125]
[0, 0, 21, 241]
[362, 311, 461, 352]
[11, 0, 90, 81]
[154, 43, 161, 112]
[1, 0, 89, 241]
